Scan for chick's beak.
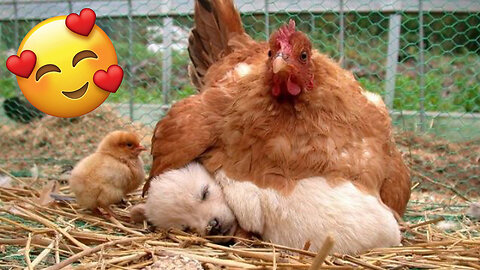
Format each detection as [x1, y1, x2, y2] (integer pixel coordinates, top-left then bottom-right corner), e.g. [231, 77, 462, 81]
[273, 56, 289, 74]
[136, 145, 147, 152]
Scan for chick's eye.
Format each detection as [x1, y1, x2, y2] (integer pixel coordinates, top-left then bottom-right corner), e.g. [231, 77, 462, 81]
[300, 51, 308, 62]
[268, 50, 272, 57]
[201, 185, 209, 201]
[126, 143, 133, 148]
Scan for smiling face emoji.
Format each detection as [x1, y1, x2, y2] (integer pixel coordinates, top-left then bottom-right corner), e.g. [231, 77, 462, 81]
[16, 15, 118, 118]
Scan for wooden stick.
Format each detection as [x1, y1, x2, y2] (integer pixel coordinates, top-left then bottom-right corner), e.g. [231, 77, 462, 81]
[309, 236, 334, 270]
[25, 233, 33, 270]
[44, 237, 148, 270]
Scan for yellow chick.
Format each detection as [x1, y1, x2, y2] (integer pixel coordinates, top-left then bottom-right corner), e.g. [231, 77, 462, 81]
[69, 130, 146, 215]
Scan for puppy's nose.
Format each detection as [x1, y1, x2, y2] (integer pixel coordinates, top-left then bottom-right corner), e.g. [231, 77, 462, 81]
[206, 218, 222, 235]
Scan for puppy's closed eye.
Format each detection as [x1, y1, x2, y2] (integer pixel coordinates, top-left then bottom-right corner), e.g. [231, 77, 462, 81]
[201, 185, 209, 201]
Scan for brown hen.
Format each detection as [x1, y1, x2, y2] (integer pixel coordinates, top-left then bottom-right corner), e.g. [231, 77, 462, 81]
[146, 0, 410, 216]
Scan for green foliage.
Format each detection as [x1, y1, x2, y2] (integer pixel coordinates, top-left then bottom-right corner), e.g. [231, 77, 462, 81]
[393, 73, 461, 111]
[454, 78, 480, 112]
[0, 63, 17, 98]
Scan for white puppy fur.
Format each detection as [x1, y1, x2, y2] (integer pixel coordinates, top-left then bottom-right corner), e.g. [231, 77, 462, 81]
[130, 163, 237, 238]
[216, 170, 401, 254]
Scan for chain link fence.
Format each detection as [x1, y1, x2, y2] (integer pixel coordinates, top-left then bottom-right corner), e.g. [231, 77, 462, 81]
[0, 0, 479, 200]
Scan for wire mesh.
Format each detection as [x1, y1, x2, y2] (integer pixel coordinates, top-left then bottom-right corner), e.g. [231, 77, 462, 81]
[0, 0, 479, 199]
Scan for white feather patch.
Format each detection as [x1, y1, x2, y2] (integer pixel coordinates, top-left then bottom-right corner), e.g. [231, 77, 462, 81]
[234, 63, 251, 78]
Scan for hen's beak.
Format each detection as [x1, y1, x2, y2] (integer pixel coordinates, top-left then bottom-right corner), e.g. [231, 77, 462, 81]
[273, 56, 289, 74]
[136, 145, 147, 152]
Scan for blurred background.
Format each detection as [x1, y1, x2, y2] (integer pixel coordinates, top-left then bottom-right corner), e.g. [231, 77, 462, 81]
[0, 0, 479, 200]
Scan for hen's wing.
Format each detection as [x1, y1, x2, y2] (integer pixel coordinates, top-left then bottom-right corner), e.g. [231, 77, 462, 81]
[143, 95, 219, 195]
[380, 150, 411, 216]
[188, 0, 252, 89]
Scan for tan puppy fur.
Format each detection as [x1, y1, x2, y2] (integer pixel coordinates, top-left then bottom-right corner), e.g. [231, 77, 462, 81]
[216, 170, 401, 255]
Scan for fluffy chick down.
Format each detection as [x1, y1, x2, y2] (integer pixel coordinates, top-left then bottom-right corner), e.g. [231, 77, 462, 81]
[131, 163, 237, 239]
[69, 130, 146, 210]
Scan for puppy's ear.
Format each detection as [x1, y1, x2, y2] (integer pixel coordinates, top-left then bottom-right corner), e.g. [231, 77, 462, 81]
[130, 203, 147, 223]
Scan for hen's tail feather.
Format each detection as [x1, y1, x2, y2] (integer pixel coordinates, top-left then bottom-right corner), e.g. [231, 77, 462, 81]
[188, 0, 247, 89]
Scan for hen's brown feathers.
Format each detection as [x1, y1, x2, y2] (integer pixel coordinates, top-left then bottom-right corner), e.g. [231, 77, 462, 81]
[188, 0, 251, 89]
[144, 92, 225, 195]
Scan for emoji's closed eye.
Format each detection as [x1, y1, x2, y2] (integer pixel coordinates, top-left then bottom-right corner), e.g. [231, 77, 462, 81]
[36, 64, 61, 81]
[72, 50, 98, 67]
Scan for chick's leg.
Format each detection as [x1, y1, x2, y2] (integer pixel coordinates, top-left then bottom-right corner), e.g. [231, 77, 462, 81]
[101, 206, 116, 218]
[96, 188, 124, 219]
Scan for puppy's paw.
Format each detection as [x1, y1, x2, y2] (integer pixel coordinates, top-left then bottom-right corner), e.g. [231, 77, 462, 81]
[130, 203, 147, 223]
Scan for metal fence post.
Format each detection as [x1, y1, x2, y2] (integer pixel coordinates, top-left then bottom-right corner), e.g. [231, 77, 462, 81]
[264, 0, 269, 38]
[418, 0, 426, 131]
[162, 0, 173, 106]
[385, 14, 401, 109]
[128, 0, 134, 121]
[339, 0, 345, 67]
[311, 12, 315, 36]
[13, 0, 18, 48]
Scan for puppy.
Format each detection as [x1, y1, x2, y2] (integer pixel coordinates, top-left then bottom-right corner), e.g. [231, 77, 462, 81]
[131, 163, 237, 239]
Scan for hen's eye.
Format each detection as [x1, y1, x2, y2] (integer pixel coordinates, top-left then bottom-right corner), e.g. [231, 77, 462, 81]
[268, 50, 272, 57]
[201, 185, 209, 201]
[300, 51, 308, 62]
[126, 143, 133, 148]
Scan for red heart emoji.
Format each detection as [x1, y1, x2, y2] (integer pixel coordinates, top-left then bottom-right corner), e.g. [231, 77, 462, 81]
[93, 65, 124, 93]
[65, 8, 96, 36]
[6, 50, 37, 78]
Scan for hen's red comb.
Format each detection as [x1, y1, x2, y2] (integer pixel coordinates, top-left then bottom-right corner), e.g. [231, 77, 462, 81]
[276, 20, 296, 54]
[278, 19, 296, 39]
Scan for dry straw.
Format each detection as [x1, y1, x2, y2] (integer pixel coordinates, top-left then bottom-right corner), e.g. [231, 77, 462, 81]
[0, 174, 478, 269]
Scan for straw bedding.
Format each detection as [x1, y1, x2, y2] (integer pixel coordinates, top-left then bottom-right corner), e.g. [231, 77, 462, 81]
[0, 171, 478, 269]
